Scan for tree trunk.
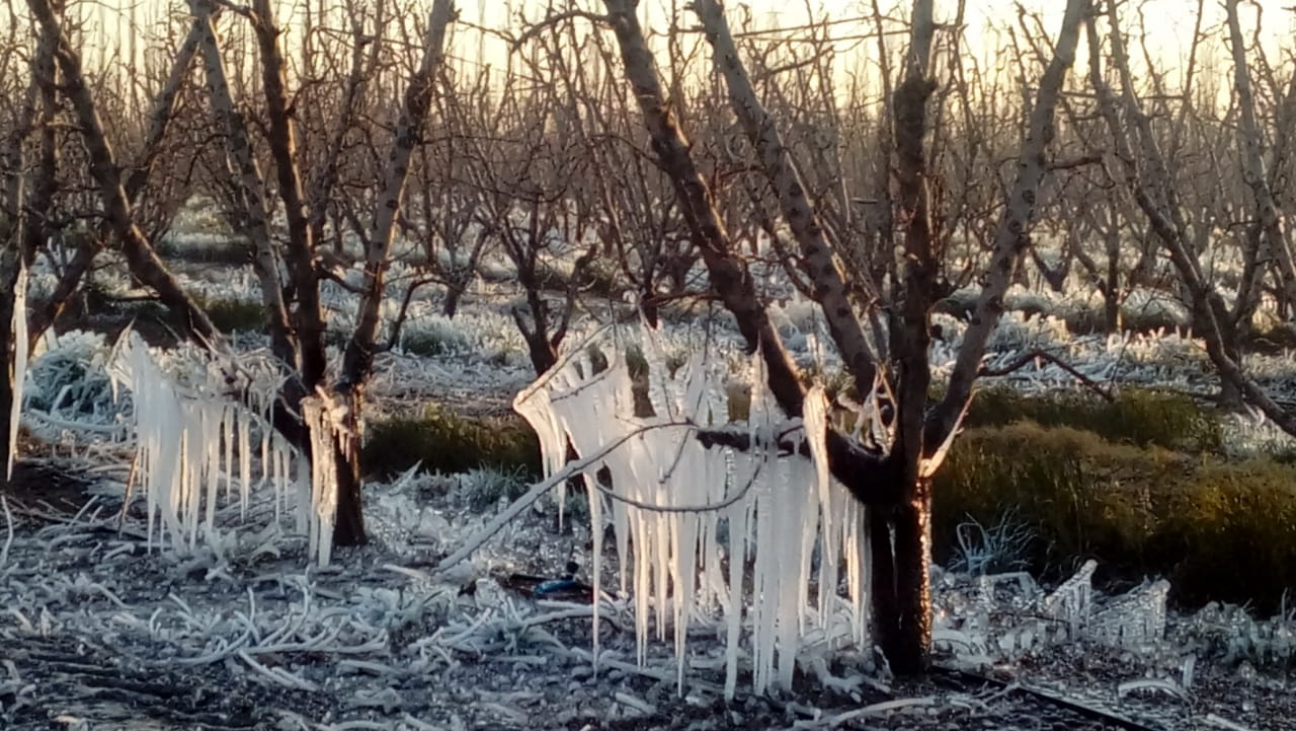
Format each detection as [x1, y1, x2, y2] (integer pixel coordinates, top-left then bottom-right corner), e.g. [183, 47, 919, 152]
[1104, 232, 1121, 333]
[332, 406, 367, 546]
[525, 332, 559, 377]
[0, 260, 16, 480]
[867, 477, 932, 675]
[889, 480, 932, 673]
[442, 285, 464, 318]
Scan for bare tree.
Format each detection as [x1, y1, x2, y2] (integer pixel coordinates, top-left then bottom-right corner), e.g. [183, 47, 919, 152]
[20, 0, 457, 547]
[575, 0, 1092, 672]
[1091, 0, 1296, 433]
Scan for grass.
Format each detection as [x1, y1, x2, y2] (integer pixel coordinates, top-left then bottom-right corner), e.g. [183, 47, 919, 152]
[401, 326, 472, 357]
[362, 405, 542, 481]
[963, 387, 1224, 452]
[934, 421, 1296, 612]
[201, 298, 267, 334]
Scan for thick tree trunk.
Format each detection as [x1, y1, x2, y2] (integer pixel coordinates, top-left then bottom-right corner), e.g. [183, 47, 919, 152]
[889, 480, 932, 674]
[0, 259, 16, 480]
[332, 390, 367, 546]
[866, 476, 932, 675]
[525, 334, 559, 377]
[442, 285, 464, 318]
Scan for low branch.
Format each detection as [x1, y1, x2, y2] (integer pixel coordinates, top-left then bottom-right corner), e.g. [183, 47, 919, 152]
[979, 349, 1115, 402]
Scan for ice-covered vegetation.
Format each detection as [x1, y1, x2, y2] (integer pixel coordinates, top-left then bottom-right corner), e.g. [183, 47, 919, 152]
[5, 0, 1296, 728]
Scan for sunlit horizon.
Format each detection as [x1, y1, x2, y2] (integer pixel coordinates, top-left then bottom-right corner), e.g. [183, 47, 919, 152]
[28, 0, 1296, 113]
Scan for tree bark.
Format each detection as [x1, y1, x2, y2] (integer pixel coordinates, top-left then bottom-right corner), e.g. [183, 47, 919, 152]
[0, 253, 17, 481]
[331, 0, 454, 544]
[28, 13, 203, 345]
[1224, 0, 1296, 313]
[927, 0, 1090, 447]
[190, 0, 297, 371]
[332, 389, 367, 546]
[341, 0, 455, 386]
[249, 0, 329, 391]
[691, 0, 880, 396]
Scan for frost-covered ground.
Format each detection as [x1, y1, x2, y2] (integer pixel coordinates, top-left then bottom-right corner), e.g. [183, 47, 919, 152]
[1, 453, 1294, 731]
[6, 220, 1296, 730]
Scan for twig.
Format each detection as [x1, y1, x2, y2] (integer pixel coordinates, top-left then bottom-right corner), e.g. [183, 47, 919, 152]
[118, 451, 140, 530]
[979, 348, 1115, 401]
[510, 10, 609, 50]
[587, 450, 765, 514]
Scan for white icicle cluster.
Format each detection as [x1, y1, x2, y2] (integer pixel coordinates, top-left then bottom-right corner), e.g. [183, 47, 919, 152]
[514, 327, 871, 698]
[301, 391, 350, 567]
[109, 333, 302, 555]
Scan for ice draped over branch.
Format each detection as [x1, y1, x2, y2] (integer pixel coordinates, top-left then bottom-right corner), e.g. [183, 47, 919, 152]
[513, 327, 872, 698]
[109, 333, 340, 565]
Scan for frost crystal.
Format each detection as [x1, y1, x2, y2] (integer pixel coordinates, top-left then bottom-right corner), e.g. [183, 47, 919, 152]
[514, 327, 871, 698]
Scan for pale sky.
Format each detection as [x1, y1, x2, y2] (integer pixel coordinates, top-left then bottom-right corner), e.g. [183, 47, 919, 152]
[63, 0, 1295, 97]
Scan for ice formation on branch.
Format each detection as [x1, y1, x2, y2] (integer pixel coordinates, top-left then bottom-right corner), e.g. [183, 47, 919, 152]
[514, 327, 871, 698]
[7, 258, 27, 480]
[110, 333, 328, 558]
[301, 391, 349, 566]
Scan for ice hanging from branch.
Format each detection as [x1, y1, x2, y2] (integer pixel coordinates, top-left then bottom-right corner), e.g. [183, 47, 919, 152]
[7, 258, 27, 481]
[514, 326, 872, 698]
[109, 333, 328, 558]
[301, 391, 347, 566]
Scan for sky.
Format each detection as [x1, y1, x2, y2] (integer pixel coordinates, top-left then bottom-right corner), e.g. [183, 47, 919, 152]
[63, 0, 1294, 97]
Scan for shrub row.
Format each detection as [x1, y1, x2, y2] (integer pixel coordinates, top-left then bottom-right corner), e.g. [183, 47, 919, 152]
[933, 421, 1296, 612]
[964, 387, 1223, 452]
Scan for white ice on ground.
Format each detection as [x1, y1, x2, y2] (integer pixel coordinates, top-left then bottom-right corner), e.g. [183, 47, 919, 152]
[513, 325, 871, 699]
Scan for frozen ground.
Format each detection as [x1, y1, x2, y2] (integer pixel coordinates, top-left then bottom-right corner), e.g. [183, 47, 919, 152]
[7, 228, 1296, 730]
[1, 451, 1293, 731]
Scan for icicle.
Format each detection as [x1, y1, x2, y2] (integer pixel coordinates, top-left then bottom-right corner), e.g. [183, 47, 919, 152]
[302, 393, 340, 567]
[222, 402, 234, 502]
[203, 401, 220, 534]
[6, 258, 27, 481]
[511, 326, 874, 700]
[237, 409, 252, 519]
[586, 471, 604, 674]
[723, 458, 752, 701]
